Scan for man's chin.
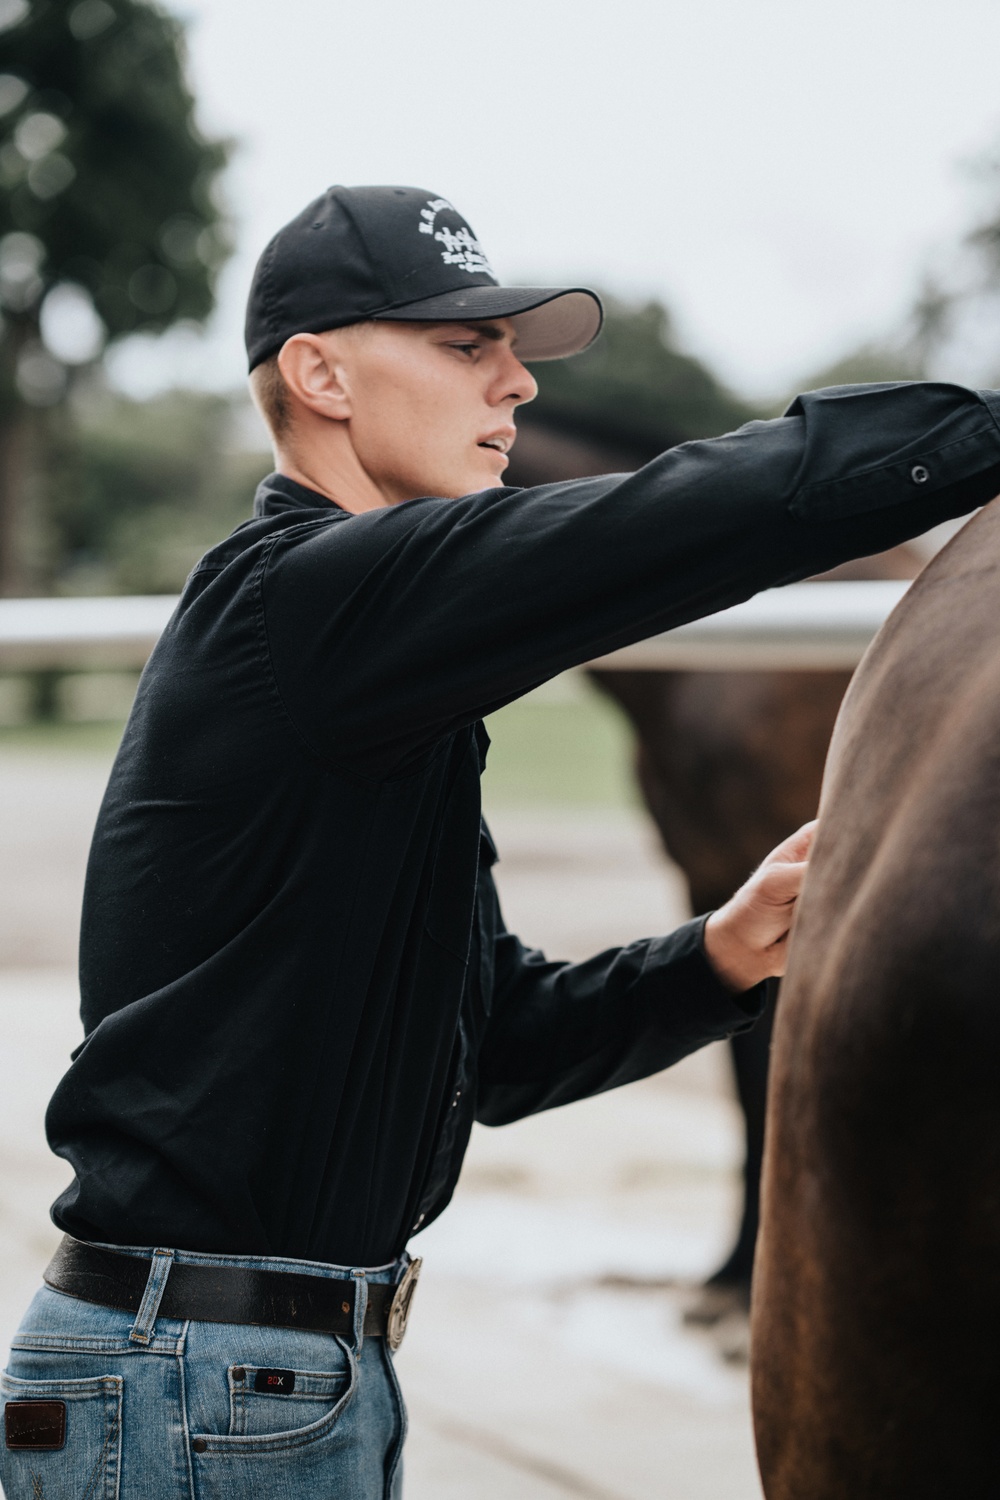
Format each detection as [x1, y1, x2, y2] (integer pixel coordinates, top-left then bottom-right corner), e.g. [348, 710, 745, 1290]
[421, 476, 503, 501]
[462, 470, 507, 496]
[404, 465, 508, 501]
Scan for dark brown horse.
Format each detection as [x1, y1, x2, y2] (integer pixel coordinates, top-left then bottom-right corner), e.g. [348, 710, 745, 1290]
[752, 495, 1000, 1497]
[590, 546, 920, 1295]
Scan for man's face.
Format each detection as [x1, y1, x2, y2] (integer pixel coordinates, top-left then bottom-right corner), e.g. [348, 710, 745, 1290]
[327, 318, 538, 504]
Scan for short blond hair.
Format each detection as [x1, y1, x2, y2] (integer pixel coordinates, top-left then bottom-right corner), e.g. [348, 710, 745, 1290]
[250, 323, 378, 441]
[249, 354, 291, 440]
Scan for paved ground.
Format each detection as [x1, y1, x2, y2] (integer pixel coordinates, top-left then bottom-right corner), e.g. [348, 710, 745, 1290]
[0, 750, 108, 968]
[0, 747, 763, 1498]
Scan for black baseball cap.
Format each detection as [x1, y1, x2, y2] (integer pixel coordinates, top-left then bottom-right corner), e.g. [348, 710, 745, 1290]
[245, 185, 603, 372]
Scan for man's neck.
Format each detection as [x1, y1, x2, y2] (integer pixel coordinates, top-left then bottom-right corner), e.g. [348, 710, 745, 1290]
[275, 444, 390, 515]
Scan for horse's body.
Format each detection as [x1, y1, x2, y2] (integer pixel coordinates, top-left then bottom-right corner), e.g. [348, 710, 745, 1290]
[752, 498, 1000, 1496]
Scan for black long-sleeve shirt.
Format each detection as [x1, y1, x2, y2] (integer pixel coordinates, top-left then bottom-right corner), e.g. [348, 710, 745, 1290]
[46, 381, 1000, 1267]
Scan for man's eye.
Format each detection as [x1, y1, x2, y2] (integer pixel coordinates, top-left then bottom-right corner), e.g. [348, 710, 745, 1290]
[449, 342, 479, 356]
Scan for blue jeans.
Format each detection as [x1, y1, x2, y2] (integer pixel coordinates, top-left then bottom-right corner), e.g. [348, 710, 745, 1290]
[0, 1243, 408, 1500]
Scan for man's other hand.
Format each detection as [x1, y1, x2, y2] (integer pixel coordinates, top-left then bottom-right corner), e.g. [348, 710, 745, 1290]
[702, 822, 817, 993]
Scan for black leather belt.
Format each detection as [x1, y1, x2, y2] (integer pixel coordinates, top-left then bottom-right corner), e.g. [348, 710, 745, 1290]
[43, 1236, 422, 1350]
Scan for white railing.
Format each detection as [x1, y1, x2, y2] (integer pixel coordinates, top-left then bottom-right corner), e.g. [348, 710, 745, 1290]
[0, 581, 910, 673]
[0, 596, 177, 670]
[589, 581, 909, 670]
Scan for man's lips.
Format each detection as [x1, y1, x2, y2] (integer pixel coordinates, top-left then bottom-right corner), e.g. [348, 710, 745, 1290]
[477, 429, 515, 456]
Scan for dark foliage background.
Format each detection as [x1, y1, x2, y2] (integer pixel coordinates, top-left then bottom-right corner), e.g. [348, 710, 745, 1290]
[0, 0, 230, 592]
[526, 295, 754, 458]
[0, 0, 229, 335]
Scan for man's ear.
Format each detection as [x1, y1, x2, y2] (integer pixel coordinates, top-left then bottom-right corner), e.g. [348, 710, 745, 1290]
[277, 333, 353, 422]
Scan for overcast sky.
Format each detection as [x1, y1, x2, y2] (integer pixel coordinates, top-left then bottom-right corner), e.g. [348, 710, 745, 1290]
[107, 0, 1000, 402]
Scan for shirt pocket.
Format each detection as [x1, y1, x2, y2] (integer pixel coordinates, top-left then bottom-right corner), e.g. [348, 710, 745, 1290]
[0, 1370, 123, 1500]
[226, 1362, 352, 1438]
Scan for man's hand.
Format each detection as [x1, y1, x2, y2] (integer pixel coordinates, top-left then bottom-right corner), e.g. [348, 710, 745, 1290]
[702, 821, 816, 993]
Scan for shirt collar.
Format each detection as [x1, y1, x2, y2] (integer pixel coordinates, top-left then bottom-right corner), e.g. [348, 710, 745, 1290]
[253, 471, 349, 520]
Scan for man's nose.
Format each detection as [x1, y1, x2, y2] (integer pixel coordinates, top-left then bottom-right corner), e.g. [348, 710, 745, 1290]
[493, 349, 537, 407]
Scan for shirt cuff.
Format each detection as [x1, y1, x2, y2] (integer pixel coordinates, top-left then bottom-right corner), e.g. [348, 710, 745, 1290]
[692, 911, 768, 1019]
[639, 915, 768, 1055]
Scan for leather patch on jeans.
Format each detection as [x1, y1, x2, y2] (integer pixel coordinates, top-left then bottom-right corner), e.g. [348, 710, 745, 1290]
[5, 1400, 67, 1449]
[254, 1368, 295, 1394]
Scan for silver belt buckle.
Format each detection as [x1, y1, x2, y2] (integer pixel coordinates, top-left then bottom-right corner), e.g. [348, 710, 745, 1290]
[386, 1256, 422, 1351]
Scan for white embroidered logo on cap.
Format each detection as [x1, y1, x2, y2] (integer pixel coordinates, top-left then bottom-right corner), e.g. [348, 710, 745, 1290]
[418, 198, 494, 276]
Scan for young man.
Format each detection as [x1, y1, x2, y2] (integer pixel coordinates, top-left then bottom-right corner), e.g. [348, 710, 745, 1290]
[2, 185, 1000, 1500]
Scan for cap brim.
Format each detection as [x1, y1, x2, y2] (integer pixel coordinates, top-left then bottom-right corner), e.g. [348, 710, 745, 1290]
[371, 285, 603, 361]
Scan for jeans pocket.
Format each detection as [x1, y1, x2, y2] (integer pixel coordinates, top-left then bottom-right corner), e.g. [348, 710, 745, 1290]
[187, 1335, 406, 1500]
[188, 1351, 362, 1500]
[0, 1370, 123, 1500]
[226, 1362, 353, 1438]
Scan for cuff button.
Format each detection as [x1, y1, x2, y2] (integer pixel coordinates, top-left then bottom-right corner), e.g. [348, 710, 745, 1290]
[911, 464, 930, 484]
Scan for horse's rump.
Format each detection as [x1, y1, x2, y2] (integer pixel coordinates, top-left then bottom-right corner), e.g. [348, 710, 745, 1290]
[752, 496, 1000, 1498]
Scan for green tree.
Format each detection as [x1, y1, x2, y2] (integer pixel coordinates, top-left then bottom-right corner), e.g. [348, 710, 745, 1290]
[59, 384, 268, 594]
[526, 294, 756, 455]
[0, 0, 231, 592]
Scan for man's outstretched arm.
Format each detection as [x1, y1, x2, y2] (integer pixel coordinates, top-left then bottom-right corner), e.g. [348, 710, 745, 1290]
[261, 382, 1000, 776]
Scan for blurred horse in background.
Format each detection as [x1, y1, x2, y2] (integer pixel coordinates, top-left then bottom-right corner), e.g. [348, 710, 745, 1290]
[752, 496, 1000, 1498]
[508, 417, 920, 1321]
[591, 545, 920, 1314]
